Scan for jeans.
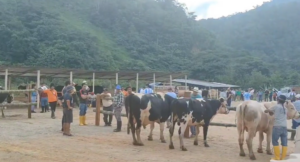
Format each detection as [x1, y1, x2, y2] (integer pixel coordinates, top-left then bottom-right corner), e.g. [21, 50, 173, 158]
[227, 99, 231, 107]
[272, 126, 287, 146]
[79, 103, 88, 116]
[190, 126, 196, 135]
[41, 97, 48, 107]
[292, 120, 300, 129]
[31, 97, 37, 111]
[114, 106, 122, 121]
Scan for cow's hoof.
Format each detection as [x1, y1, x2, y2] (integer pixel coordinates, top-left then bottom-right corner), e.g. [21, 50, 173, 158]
[266, 150, 272, 155]
[148, 136, 153, 141]
[169, 145, 174, 149]
[239, 152, 246, 157]
[193, 141, 198, 146]
[180, 146, 187, 151]
[161, 139, 166, 143]
[249, 155, 256, 160]
[257, 148, 263, 153]
[204, 143, 210, 147]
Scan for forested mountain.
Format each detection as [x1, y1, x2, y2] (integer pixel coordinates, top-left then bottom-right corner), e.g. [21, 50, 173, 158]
[0, 0, 299, 89]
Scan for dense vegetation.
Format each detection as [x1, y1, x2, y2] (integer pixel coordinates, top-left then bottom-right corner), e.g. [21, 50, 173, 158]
[0, 0, 299, 89]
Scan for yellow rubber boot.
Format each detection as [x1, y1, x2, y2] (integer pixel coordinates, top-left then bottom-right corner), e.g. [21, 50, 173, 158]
[79, 116, 84, 126]
[83, 116, 87, 125]
[281, 146, 287, 160]
[272, 146, 281, 160]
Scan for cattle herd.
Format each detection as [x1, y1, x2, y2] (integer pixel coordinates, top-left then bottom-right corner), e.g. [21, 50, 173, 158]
[1, 88, 300, 161]
[124, 91, 300, 160]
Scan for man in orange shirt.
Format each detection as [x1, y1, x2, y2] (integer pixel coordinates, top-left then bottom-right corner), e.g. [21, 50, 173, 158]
[44, 83, 58, 119]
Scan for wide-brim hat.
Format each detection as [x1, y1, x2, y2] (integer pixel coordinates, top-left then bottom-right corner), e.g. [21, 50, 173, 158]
[193, 87, 199, 92]
[277, 95, 287, 102]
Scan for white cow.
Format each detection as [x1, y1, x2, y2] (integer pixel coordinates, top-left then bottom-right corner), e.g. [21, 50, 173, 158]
[237, 100, 300, 160]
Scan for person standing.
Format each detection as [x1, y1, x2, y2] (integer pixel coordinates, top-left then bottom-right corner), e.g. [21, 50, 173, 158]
[62, 85, 75, 136]
[226, 88, 232, 106]
[190, 87, 202, 137]
[202, 88, 209, 100]
[264, 95, 288, 160]
[290, 94, 300, 140]
[61, 81, 71, 132]
[269, 89, 273, 101]
[79, 84, 89, 126]
[31, 84, 37, 113]
[113, 85, 124, 132]
[231, 89, 236, 101]
[243, 90, 251, 101]
[264, 89, 269, 102]
[102, 88, 114, 126]
[40, 84, 49, 113]
[166, 87, 177, 128]
[43, 83, 58, 119]
[258, 90, 263, 102]
[236, 89, 241, 101]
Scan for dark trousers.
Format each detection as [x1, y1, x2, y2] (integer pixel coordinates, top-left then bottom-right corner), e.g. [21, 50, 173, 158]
[49, 101, 57, 112]
[103, 105, 113, 125]
[227, 99, 231, 107]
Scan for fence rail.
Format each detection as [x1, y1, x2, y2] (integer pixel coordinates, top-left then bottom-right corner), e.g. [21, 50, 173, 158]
[0, 89, 36, 93]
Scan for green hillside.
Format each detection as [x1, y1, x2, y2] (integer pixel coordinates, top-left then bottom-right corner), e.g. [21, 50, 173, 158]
[0, 0, 300, 89]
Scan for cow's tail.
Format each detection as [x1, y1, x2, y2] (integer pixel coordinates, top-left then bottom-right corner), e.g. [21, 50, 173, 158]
[238, 103, 247, 132]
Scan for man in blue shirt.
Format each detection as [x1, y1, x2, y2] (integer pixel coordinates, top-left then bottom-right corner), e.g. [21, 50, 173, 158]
[166, 87, 177, 99]
[290, 94, 300, 140]
[243, 90, 251, 101]
[190, 87, 202, 137]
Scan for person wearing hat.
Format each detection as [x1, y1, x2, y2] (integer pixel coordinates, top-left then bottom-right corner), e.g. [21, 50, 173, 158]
[113, 85, 124, 132]
[290, 94, 300, 140]
[39, 84, 49, 113]
[62, 85, 75, 136]
[78, 84, 89, 126]
[189, 87, 202, 137]
[101, 88, 114, 126]
[264, 95, 289, 160]
[43, 83, 58, 119]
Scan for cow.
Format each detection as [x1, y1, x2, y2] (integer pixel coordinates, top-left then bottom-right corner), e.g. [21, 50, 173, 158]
[168, 98, 228, 151]
[236, 100, 300, 160]
[0, 89, 14, 118]
[125, 92, 168, 146]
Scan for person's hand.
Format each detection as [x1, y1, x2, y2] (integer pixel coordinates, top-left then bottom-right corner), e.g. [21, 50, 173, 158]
[68, 107, 73, 110]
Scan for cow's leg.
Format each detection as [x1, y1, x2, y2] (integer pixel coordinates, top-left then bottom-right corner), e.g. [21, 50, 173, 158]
[203, 123, 210, 147]
[237, 122, 246, 157]
[148, 121, 154, 141]
[193, 124, 200, 145]
[136, 119, 144, 146]
[1, 108, 5, 118]
[159, 122, 166, 143]
[130, 116, 139, 145]
[246, 128, 256, 160]
[257, 131, 264, 153]
[179, 121, 188, 151]
[266, 128, 273, 155]
[169, 116, 176, 149]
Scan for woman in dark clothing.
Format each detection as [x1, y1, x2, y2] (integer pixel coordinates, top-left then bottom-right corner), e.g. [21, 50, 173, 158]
[61, 81, 71, 132]
[62, 85, 74, 136]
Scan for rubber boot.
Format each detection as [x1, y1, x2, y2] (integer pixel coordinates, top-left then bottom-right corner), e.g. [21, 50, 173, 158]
[103, 116, 108, 126]
[281, 146, 287, 160]
[79, 116, 84, 126]
[51, 111, 55, 119]
[40, 106, 45, 113]
[113, 121, 121, 132]
[108, 115, 112, 126]
[271, 146, 281, 160]
[83, 116, 87, 125]
[64, 123, 72, 136]
[290, 131, 296, 141]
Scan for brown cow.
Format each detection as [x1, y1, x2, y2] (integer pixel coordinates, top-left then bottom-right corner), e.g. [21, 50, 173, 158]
[236, 100, 300, 160]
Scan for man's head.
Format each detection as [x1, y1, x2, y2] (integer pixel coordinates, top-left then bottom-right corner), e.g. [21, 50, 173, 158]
[127, 86, 133, 94]
[192, 87, 199, 95]
[50, 83, 55, 90]
[168, 87, 172, 92]
[277, 95, 287, 104]
[116, 85, 121, 93]
[103, 88, 108, 94]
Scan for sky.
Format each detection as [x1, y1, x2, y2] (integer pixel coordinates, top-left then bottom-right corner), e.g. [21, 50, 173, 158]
[177, 0, 271, 19]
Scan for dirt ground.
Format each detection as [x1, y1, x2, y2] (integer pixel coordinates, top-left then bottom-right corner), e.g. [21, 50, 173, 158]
[0, 101, 296, 162]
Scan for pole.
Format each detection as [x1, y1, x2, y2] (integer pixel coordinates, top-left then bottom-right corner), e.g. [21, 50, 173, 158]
[28, 91, 32, 119]
[170, 75, 172, 87]
[136, 73, 139, 93]
[70, 71, 73, 83]
[4, 69, 8, 90]
[296, 126, 300, 153]
[37, 70, 40, 109]
[95, 94, 102, 126]
[185, 75, 187, 91]
[116, 73, 118, 85]
[153, 73, 156, 92]
[92, 72, 95, 92]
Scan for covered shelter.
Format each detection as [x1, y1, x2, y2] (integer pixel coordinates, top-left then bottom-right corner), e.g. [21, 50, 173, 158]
[173, 79, 240, 90]
[0, 66, 187, 107]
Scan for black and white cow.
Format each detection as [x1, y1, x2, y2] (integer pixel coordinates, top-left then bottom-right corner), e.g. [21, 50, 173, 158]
[125, 92, 168, 146]
[169, 98, 228, 151]
[0, 88, 14, 118]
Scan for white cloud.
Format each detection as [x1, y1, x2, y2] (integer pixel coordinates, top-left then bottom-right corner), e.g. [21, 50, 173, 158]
[177, 0, 271, 19]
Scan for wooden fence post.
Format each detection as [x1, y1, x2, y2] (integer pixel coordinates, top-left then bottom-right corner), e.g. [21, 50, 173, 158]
[28, 86, 32, 119]
[95, 94, 102, 126]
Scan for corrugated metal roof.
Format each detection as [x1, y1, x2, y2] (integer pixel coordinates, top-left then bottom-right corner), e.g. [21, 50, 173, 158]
[173, 79, 239, 88]
[0, 66, 186, 81]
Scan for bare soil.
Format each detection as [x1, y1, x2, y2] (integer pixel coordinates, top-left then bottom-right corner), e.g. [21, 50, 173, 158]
[0, 101, 295, 162]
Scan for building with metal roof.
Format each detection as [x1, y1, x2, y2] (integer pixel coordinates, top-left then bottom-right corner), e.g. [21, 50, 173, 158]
[173, 79, 239, 89]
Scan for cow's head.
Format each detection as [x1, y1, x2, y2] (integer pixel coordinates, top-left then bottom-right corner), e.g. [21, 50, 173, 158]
[6, 93, 14, 103]
[217, 98, 229, 114]
[285, 100, 300, 119]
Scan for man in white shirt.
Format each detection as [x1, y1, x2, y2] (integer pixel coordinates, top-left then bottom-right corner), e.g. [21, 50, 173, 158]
[101, 88, 114, 126]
